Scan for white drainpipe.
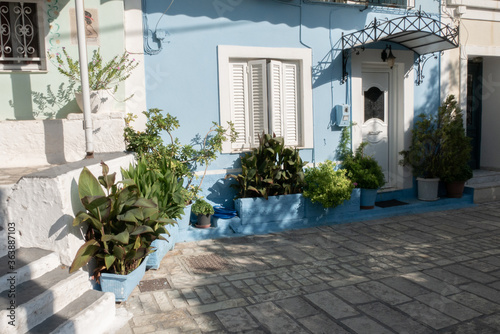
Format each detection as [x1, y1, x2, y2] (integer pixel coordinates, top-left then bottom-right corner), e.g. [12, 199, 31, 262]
[75, 0, 94, 158]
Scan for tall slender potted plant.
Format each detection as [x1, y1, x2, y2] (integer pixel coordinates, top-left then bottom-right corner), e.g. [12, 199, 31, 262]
[437, 95, 473, 198]
[400, 112, 442, 201]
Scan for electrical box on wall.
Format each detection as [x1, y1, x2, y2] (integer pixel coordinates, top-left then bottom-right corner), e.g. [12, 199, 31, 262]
[335, 104, 350, 127]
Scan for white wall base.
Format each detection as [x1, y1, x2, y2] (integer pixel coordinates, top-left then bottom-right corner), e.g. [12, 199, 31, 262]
[6, 153, 135, 266]
[0, 112, 126, 168]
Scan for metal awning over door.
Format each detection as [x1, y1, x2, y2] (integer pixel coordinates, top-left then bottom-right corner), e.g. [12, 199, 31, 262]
[341, 11, 459, 85]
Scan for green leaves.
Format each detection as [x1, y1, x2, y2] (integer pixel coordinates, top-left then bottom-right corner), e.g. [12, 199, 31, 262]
[400, 95, 472, 181]
[50, 48, 138, 92]
[191, 198, 215, 215]
[69, 240, 100, 273]
[70, 162, 174, 279]
[227, 132, 307, 199]
[123, 108, 237, 203]
[78, 167, 105, 199]
[303, 160, 354, 208]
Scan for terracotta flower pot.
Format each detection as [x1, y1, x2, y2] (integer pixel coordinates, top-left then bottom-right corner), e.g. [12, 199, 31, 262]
[446, 181, 466, 198]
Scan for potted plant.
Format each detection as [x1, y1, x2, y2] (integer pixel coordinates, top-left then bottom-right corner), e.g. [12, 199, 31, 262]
[338, 127, 385, 209]
[191, 198, 215, 228]
[437, 95, 473, 198]
[50, 48, 138, 113]
[121, 156, 186, 269]
[303, 160, 354, 209]
[399, 112, 442, 201]
[69, 162, 174, 301]
[124, 109, 236, 231]
[226, 133, 307, 199]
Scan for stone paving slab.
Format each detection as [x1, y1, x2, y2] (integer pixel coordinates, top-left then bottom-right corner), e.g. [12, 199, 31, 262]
[118, 202, 500, 333]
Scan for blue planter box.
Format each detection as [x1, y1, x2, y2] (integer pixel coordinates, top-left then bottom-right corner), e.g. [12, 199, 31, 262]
[147, 223, 178, 270]
[235, 193, 305, 224]
[304, 188, 360, 223]
[100, 255, 149, 302]
[234, 190, 360, 227]
[177, 204, 194, 231]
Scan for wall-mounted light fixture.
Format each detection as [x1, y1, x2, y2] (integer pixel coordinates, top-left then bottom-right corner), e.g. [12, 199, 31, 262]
[381, 45, 396, 69]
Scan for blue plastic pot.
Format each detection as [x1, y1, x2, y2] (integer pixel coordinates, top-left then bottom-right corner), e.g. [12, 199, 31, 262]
[360, 188, 378, 209]
[100, 255, 149, 302]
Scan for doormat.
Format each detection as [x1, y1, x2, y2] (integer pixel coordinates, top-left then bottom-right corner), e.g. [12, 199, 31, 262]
[183, 254, 230, 275]
[375, 199, 409, 208]
[138, 278, 171, 292]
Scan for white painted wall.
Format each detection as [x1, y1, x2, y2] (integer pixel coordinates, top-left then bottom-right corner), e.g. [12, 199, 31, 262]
[124, 0, 147, 131]
[6, 154, 135, 264]
[481, 57, 500, 170]
[0, 112, 126, 168]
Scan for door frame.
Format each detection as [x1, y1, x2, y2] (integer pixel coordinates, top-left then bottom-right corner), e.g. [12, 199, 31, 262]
[350, 49, 414, 190]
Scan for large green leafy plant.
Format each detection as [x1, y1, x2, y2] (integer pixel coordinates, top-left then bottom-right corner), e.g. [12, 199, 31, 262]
[303, 160, 354, 208]
[124, 108, 236, 202]
[121, 157, 186, 219]
[70, 162, 174, 281]
[226, 133, 307, 199]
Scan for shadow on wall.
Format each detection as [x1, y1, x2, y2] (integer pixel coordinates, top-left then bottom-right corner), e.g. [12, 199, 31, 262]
[31, 83, 78, 119]
[149, 0, 402, 30]
[414, 59, 440, 117]
[9, 74, 34, 120]
[207, 177, 239, 209]
[43, 119, 66, 165]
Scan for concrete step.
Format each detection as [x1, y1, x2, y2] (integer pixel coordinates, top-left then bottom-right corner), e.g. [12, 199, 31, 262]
[0, 183, 15, 258]
[467, 170, 500, 185]
[0, 248, 60, 293]
[0, 266, 91, 333]
[465, 170, 500, 203]
[26, 290, 116, 334]
[466, 182, 500, 203]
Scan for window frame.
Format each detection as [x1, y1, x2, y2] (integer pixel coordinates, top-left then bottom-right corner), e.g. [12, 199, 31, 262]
[0, 0, 47, 72]
[218, 45, 313, 153]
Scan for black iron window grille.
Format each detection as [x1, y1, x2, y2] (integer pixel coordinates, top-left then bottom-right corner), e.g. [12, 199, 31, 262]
[0, 1, 44, 70]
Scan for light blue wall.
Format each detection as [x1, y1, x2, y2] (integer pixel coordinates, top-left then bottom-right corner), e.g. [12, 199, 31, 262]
[142, 0, 441, 205]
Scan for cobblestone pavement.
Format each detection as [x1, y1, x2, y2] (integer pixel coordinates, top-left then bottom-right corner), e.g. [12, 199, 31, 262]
[118, 202, 500, 333]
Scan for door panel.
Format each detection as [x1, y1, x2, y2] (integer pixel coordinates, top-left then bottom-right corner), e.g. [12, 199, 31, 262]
[362, 71, 390, 184]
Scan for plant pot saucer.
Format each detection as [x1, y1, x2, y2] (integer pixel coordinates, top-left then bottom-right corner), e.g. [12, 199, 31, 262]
[195, 224, 211, 229]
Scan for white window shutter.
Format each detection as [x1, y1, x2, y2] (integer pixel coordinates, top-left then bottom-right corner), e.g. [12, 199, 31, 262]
[282, 62, 299, 146]
[268, 60, 283, 138]
[229, 62, 249, 150]
[248, 60, 268, 146]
